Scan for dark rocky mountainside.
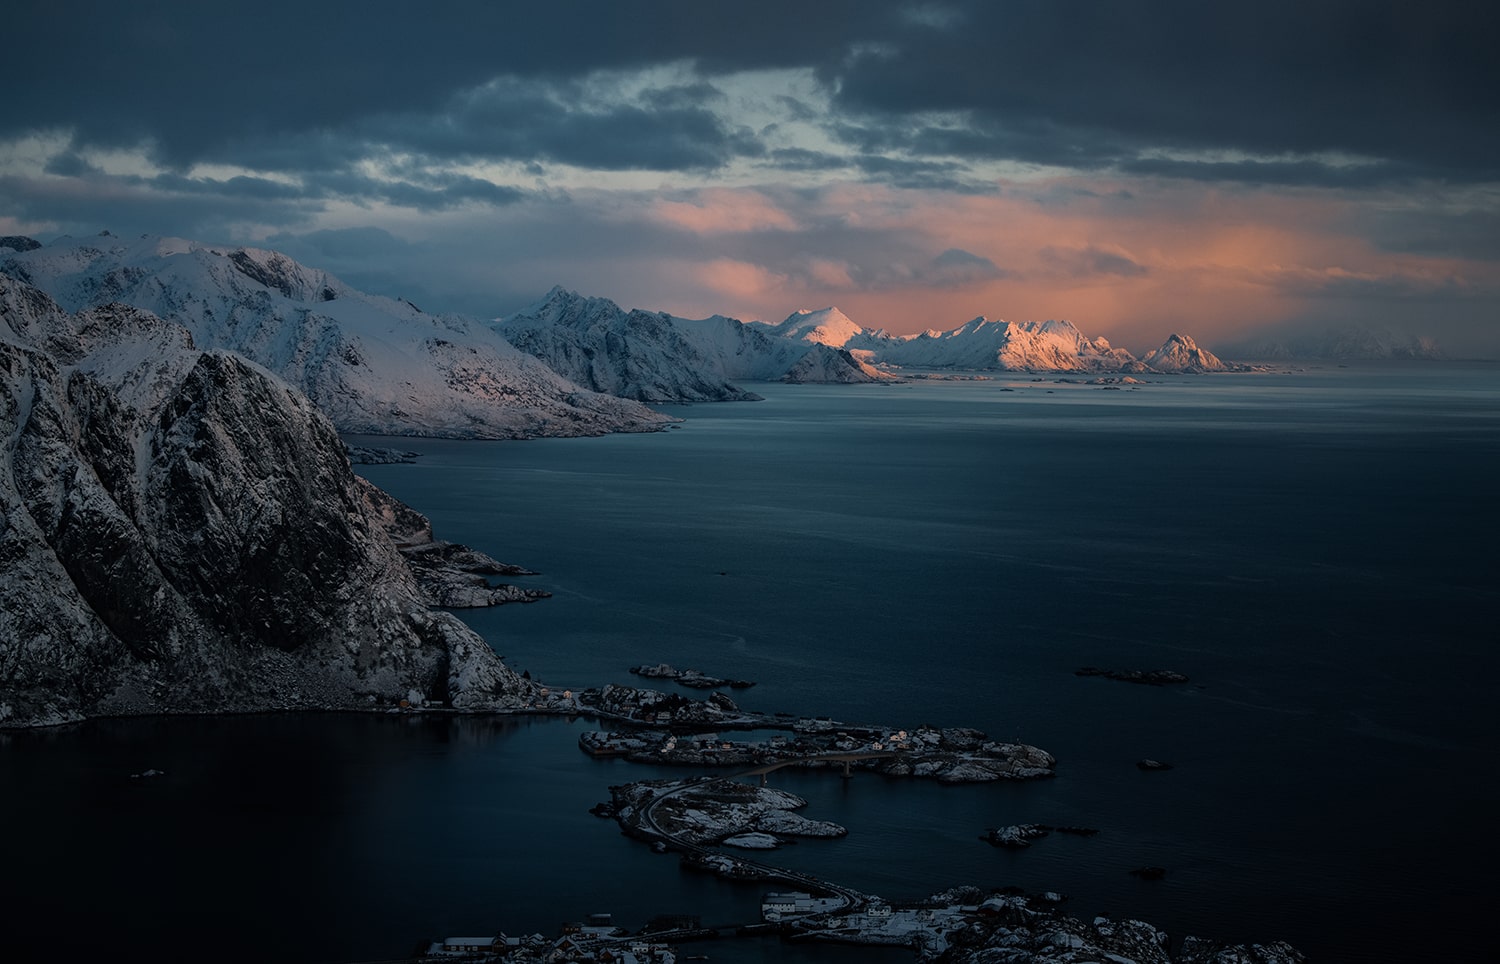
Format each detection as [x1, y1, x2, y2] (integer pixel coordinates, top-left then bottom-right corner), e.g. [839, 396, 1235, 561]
[1, 276, 536, 728]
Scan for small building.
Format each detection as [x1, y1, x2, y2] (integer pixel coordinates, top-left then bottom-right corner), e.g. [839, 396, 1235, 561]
[761, 891, 844, 921]
[435, 935, 499, 955]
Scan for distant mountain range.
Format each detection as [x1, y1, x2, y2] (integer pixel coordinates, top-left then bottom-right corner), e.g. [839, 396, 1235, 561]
[1, 232, 1328, 438]
[1219, 326, 1444, 361]
[500, 288, 1237, 402]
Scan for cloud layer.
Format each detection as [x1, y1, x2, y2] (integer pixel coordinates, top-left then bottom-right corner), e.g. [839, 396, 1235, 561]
[4, 1, 1497, 353]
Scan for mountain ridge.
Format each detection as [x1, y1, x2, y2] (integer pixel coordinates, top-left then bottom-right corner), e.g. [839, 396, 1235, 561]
[1, 235, 672, 439]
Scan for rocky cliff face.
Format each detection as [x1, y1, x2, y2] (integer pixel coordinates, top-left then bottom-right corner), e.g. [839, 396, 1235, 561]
[0, 276, 536, 729]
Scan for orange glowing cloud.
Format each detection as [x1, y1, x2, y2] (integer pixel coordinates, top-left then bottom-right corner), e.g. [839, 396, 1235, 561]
[622, 177, 1491, 352]
[649, 188, 799, 235]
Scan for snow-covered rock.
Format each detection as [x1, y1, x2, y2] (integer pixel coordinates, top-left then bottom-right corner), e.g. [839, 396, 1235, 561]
[0, 275, 538, 728]
[0, 236, 671, 439]
[722, 832, 782, 850]
[1141, 333, 1228, 372]
[983, 824, 1052, 848]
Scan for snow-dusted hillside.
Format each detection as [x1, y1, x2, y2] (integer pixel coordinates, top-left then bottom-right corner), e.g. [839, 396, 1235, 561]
[0, 234, 671, 439]
[497, 288, 892, 400]
[0, 275, 536, 728]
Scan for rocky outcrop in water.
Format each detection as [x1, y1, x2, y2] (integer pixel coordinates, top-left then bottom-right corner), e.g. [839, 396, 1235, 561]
[0, 276, 537, 728]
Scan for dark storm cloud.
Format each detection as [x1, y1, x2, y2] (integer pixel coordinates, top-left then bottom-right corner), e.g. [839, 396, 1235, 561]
[1116, 156, 1422, 190]
[7, 2, 1493, 187]
[850, 154, 988, 192]
[829, 1, 1500, 184]
[363, 78, 764, 172]
[2, 1, 869, 168]
[1366, 209, 1500, 262]
[0, 174, 322, 238]
[147, 173, 306, 201]
[42, 152, 101, 178]
[763, 148, 850, 172]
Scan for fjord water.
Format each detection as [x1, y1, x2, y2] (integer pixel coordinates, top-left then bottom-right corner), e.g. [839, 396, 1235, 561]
[4, 366, 1496, 962]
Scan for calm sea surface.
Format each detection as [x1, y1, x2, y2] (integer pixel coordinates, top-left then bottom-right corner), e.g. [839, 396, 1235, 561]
[4, 365, 1497, 962]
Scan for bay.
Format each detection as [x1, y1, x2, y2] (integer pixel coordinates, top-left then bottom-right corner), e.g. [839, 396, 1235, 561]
[4, 365, 1497, 962]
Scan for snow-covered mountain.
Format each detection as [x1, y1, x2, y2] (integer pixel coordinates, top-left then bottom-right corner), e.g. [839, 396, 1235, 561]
[497, 287, 894, 400]
[0, 234, 671, 439]
[501, 290, 1257, 398]
[855, 316, 1149, 372]
[1140, 333, 1228, 372]
[0, 275, 536, 728]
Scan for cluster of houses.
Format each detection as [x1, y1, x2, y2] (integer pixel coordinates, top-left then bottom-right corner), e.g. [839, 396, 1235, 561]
[578, 683, 745, 727]
[423, 916, 677, 963]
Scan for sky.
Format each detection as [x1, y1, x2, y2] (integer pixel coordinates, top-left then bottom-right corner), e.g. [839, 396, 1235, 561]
[3, 1, 1498, 355]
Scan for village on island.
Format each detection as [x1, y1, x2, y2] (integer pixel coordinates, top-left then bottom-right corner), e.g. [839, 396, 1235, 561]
[393, 663, 1298, 964]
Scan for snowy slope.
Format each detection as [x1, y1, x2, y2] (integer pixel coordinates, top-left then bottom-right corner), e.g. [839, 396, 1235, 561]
[1, 234, 671, 439]
[0, 275, 535, 728]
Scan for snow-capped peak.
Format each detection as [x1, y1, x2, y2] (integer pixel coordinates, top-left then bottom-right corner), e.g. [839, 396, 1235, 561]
[771, 306, 865, 347]
[1141, 333, 1228, 372]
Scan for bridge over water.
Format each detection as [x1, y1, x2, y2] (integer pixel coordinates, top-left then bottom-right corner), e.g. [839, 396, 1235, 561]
[734, 750, 897, 783]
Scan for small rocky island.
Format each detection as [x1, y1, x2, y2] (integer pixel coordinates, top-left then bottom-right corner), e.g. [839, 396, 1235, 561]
[576, 685, 1056, 784]
[629, 663, 756, 689]
[611, 779, 847, 850]
[1075, 666, 1190, 685]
